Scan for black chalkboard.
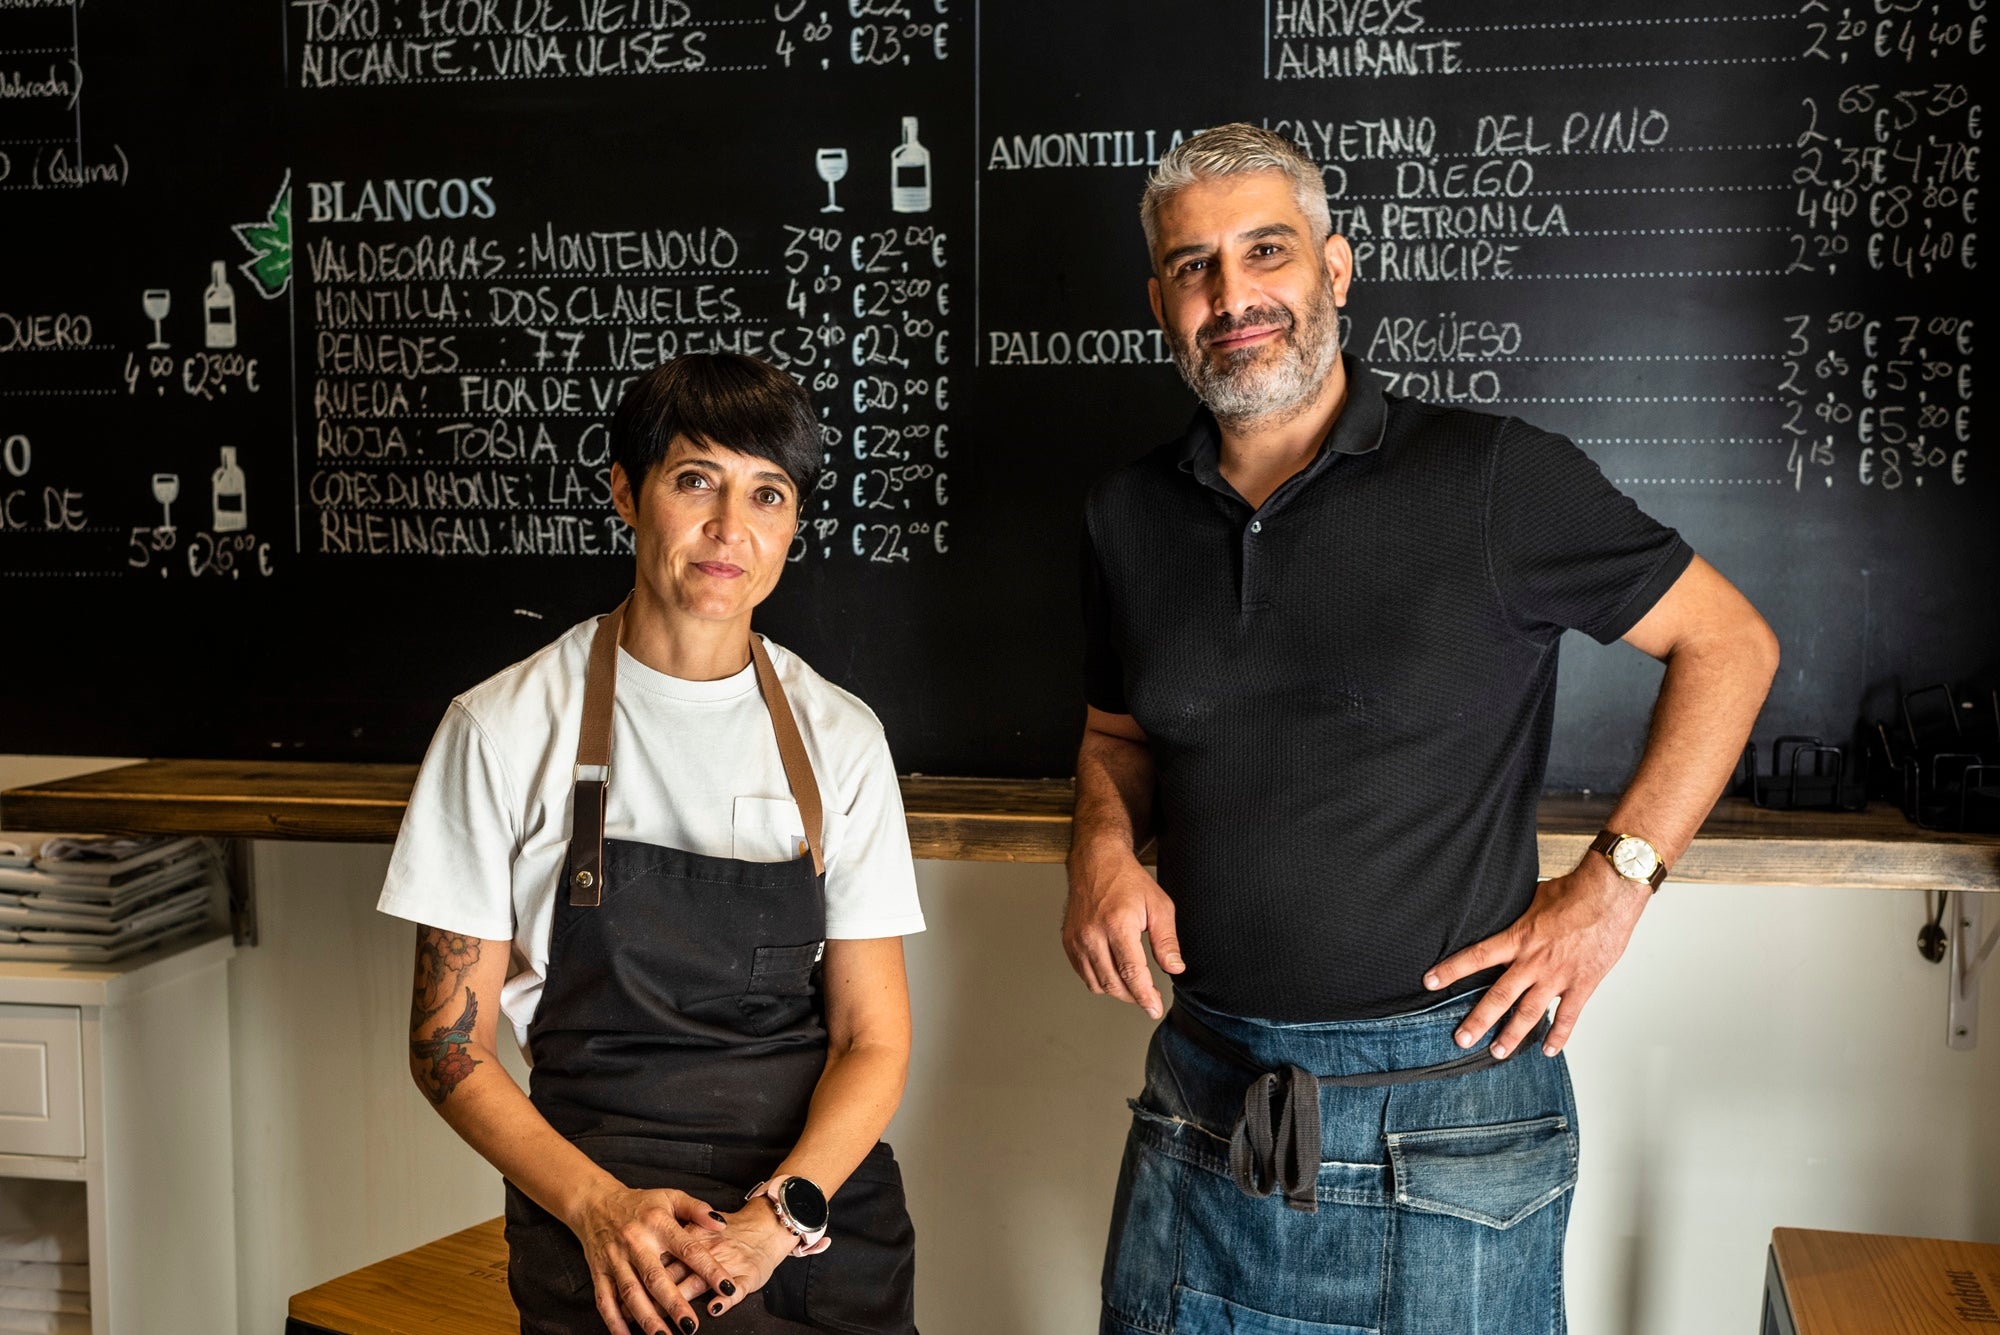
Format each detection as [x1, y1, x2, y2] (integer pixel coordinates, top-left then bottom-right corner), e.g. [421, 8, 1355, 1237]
[2, 0, 1991, 790]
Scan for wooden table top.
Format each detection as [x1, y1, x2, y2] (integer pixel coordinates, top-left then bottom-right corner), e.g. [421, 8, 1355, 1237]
[1771, 1227, 2000, 1333]
[4, 759, 1997, 887]
[288, 1216, 513, 1335]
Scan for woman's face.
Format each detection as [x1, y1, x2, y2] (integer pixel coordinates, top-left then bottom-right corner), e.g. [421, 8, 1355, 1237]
[611, 436, 797, 626]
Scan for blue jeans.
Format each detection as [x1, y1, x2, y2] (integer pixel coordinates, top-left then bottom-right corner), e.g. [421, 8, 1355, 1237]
[1101, 990, 1578, 1335]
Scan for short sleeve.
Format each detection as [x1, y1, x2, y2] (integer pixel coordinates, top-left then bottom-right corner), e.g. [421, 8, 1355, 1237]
[822, 732, 925, 940]
[376, 702, 520, 940]
[1082, 522, 1128, 714]
[1486, 421, 1694, 645]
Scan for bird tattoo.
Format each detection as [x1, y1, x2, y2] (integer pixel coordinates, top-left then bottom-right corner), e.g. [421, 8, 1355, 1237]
[412, 991, 482, 1105]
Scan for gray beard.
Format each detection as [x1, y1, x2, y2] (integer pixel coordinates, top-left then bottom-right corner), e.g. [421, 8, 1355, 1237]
[1171, 284, 1342, 432]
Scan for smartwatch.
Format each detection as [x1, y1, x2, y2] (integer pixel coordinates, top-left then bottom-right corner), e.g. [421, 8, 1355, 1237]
[1590, 829, 1668, 891]
[747, 1175, 832, 1256]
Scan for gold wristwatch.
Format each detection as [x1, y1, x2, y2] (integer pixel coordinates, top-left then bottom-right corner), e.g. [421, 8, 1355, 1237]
[1589, 829, 1668, 891]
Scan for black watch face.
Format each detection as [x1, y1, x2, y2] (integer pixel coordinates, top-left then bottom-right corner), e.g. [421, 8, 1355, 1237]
[780, 1177, 829, 1232]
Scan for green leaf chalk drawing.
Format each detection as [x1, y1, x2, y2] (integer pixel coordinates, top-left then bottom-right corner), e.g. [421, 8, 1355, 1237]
[231, 172, 292, 298]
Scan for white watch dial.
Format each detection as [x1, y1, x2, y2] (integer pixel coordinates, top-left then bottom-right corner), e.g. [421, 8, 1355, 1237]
[1610, 837, 1660, 881]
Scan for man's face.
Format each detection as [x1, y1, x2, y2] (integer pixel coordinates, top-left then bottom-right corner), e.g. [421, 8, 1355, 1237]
[1147, 170, 1353, 424]
[610, 436, 797, 625]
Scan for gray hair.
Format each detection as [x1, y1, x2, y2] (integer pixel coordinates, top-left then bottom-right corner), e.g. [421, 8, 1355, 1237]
[1140, 123, 1332, 256]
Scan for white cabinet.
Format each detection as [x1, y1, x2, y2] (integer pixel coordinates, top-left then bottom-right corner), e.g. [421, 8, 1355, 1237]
[0, 933, 237, 1335]
[0, 1004, 85, 1158]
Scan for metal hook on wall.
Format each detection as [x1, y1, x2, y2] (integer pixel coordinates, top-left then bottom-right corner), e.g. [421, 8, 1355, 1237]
[1919, 890, 1950, 963]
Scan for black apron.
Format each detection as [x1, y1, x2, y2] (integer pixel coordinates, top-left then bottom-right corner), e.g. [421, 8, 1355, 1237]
[504, 603, 918, 1334]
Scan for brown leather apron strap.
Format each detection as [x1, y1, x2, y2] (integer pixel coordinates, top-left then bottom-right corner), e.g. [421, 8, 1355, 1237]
[750, 634, 826, 877]
[567, 600, 827, 905]
[566, 599, 625, 906]
[577, 602, 623, 771]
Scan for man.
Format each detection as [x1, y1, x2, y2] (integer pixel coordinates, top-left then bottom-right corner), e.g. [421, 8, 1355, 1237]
[1064, 124, 1778, 1332]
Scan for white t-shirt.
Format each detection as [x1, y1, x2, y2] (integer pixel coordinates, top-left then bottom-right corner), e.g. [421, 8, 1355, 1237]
[377, 617, 926, 1048]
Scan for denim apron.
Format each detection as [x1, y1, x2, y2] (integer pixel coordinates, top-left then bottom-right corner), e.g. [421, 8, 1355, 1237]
[1101, 990, 1578, 1335]
[504, 602, 917, 1334]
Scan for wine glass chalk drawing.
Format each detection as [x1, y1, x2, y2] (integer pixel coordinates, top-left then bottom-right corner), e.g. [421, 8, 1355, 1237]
[151, 474, 179, 530]
[142, 290, 171, 349]
[815, 148, 848, 213]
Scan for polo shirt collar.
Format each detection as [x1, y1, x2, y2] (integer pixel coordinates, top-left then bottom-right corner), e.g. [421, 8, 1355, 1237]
[1175, 352, 1385, 495]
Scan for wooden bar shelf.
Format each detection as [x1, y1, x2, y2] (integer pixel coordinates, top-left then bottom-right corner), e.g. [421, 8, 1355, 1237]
[3, 760, 1997, 889]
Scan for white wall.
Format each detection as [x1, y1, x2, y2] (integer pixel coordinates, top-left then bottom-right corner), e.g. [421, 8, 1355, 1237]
[4, 755, 1998, 1334]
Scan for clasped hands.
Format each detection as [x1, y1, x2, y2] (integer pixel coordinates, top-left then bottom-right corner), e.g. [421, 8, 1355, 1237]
[1062, 844, 1650, 1058]
[573, 1182, 799, 1335]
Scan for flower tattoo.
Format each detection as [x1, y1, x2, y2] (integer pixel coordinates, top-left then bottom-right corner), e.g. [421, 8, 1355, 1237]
[412, 926, 483, 1028]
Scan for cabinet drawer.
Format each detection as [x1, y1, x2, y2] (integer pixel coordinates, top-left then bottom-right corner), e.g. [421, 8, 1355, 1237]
[0, 1004, 85, 1158]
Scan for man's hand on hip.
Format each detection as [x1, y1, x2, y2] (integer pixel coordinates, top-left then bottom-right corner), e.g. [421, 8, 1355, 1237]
[1423, 856, 1651, 1059]
[1062, 846, 1184, 1020]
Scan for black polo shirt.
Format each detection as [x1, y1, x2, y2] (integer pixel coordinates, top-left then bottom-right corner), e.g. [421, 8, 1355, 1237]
[1083, 355, 1692, 1023]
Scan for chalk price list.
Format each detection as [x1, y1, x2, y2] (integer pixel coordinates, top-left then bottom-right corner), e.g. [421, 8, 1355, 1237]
[1779, 310, 1974, 492]
[1, 315, 276, 584]
[779, 219, 954, 565]
[778, 0, 953, 72]
[1790, 79, 1980, 281]
[1789, 0, 1980, 277]
[291, 0, 956, 86]
[121, 349, 279, 581]
[306, 217, 737, 558]
[302, 199, 956, 561]
[1780, 0, 1980, 494]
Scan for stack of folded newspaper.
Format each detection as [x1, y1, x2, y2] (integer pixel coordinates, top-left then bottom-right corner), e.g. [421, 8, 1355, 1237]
[0, 835, 218, 963]
[0, 1181, 89, 1335]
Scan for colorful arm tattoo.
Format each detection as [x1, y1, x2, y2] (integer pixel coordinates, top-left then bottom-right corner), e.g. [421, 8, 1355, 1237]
[410, 928, 485, 1105]
[411, 990, 483, 1105]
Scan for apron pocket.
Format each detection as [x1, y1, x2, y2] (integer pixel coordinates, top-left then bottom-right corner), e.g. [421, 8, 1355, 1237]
[749, 942, 825, 995]
[792, 1145, 917, 1335]
[738, 942, 824, 1036]
[1385, 1114, 1575, 1229]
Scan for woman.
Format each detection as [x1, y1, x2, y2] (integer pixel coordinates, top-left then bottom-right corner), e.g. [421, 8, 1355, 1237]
[378, 353, 926, 1334]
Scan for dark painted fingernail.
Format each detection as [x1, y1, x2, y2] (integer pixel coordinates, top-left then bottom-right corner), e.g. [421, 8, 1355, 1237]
[680, 1318, 697, 1335]
[719, 1280, 737, 1297]
[709, 1210, 725, 1222]
[711, 1301, 725, 1315]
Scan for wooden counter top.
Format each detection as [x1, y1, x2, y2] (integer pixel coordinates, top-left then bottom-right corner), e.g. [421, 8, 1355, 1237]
[1768, 1226, 2000, 1333]
[287, 1215, 513, 1335]
[5, 760, 1997, 889]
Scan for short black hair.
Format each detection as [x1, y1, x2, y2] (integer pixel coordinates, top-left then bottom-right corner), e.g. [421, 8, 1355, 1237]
[610, 353, 821, 500]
